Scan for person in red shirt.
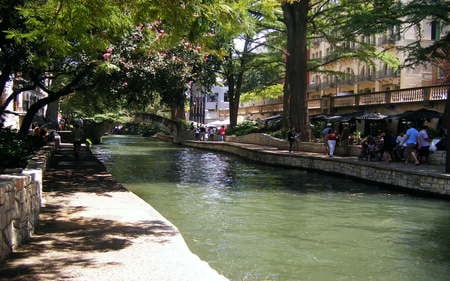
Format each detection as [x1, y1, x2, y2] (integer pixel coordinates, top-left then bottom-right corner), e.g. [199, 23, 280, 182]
[327, 129, 338, 157]
[218, 126, 226, 141]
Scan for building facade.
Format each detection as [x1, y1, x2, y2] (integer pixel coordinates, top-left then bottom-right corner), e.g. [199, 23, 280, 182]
[0, 75, 48, 130]
[227, 16, 448, 127]
[189, 84, 229, 125]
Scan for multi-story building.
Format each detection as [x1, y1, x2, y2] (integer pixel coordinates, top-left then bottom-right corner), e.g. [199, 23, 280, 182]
[308, 18, 446, 101]
[189, 84, 229, 126]
[0, 75, 48, 130]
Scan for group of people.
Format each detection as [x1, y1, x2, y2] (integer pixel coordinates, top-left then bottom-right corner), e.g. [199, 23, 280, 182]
[358, 123, 434, 165]
[319, 121, 443, 165]
[192, 123, 226, 141]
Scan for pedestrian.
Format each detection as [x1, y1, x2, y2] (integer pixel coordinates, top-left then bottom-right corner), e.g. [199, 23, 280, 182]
[206, 127, 213, 141]
[381, 131, 396, 162]
[327, 129, 338, 157]
[394, 131, 407, 161]
[417, 125, 431, 164]
[287, 128, 296, 153]
[218, 125, 226, 141]
[401, 123, 420, 165]
[194, 126, 200, 140]
[199, 126, 206, 141]
[72, 123, 84, 158]
[322, 123, 332, 155]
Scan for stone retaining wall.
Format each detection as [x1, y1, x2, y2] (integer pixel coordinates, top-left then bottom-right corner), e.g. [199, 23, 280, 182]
[226, 133, 445, 161]
[184, 141, 450, 197]
[226, 133, 360, 156]
[0, 145, 54, 261]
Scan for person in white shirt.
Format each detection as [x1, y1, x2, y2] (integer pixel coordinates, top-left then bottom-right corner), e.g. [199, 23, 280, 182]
[417, 125, 431, 164]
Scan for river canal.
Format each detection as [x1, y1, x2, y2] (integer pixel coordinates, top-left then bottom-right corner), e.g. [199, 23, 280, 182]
[95, 135, 450, 281]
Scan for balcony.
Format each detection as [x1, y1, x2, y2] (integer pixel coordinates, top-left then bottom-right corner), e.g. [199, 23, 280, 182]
[236, 84, 448, 117]
[329, 84, 448, 109]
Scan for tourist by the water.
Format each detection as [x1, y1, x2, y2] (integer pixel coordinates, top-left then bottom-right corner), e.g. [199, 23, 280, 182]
[322, 123, 332, 155]
[218, 125, 226, 141]
[194, 126, 200, 140]
[417, 125, 431, 164]
[200, 126, 206, 141]
[402, 123, 420, 165]
[381, 131, 396, 162]
[327, 129, 338, 157]
[394, 131, 407, 161]
[287, 128, 296, 153]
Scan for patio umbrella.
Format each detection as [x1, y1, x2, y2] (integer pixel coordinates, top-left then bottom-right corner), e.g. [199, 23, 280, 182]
[310, 114, 330, 121]
[355, 112, 388, 120]
[390, 108, 443, 121]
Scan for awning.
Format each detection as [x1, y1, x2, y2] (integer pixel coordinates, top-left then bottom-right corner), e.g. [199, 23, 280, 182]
[389, 108, 443, 121]
[310, 114, 331, 121]
[355, 112, 388, 120]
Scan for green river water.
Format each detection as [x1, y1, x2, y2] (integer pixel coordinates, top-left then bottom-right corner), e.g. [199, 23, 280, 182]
[95, 135, 450, 281]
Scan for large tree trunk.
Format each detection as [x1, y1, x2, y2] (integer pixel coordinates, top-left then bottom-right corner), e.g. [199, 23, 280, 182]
[225, 50, 238, 128]
[171, 93, 186, 121]
[282, 0, 309, 140]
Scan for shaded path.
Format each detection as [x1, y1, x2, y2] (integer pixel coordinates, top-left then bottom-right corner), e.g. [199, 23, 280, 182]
[0, 145, 228, 281]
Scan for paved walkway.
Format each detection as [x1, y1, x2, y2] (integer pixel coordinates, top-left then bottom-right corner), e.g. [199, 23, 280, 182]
[0, 145, 228, 281]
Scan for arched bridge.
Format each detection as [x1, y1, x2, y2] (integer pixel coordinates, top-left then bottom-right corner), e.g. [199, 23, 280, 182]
[134, 113, 191, 143]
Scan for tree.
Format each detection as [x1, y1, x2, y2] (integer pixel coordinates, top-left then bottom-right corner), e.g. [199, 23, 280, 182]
[0, 0, 246, 133]
[281, 0, 309, 137]
[223, 0, 285, 128]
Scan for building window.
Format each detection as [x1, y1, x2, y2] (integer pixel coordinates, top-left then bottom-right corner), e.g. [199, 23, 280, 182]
[223, 92, 229, 102]
[431, 21, 441, 40]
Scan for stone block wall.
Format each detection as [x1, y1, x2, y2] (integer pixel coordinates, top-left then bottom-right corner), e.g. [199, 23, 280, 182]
[0, 145, 53, 261]
[227, 133, 289, 149]
[227, 133, 362, 156]
[184, 141, 450, 197]
[429, 151, 445, 165]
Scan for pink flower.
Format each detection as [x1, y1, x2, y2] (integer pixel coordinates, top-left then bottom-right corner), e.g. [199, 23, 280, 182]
[103, 53, 111, 61]
[122, 82, 128, 86]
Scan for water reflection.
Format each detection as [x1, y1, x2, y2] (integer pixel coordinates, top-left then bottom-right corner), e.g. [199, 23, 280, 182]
[95, 136, 450, 281]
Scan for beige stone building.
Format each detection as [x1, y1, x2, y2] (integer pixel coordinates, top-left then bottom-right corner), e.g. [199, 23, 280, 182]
[307, 18, 447, 101]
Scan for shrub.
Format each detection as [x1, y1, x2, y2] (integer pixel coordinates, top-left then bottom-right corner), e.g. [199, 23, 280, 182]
[0, 129, 44, 168]
[227, 120, 259, 136]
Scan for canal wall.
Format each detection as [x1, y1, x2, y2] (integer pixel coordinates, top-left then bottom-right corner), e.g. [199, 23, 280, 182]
[225, 133, 445, 164]
[184, 141, 450, 197]
[0, 145, 54, 261]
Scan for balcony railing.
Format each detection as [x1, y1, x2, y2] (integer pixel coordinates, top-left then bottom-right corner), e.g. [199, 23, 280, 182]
[311, 71, 400, 90]
[330, 84, 448, 109]
[234, 84, 449, 116]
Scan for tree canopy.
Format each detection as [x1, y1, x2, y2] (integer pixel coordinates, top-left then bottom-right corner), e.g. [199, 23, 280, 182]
[0, 0, 247, 132]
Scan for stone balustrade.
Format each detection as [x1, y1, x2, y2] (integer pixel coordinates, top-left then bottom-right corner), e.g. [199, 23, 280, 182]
[0, 145, 54, 261]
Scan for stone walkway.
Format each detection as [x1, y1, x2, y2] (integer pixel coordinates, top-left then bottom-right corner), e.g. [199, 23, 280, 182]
[0, 145, 228, 281]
